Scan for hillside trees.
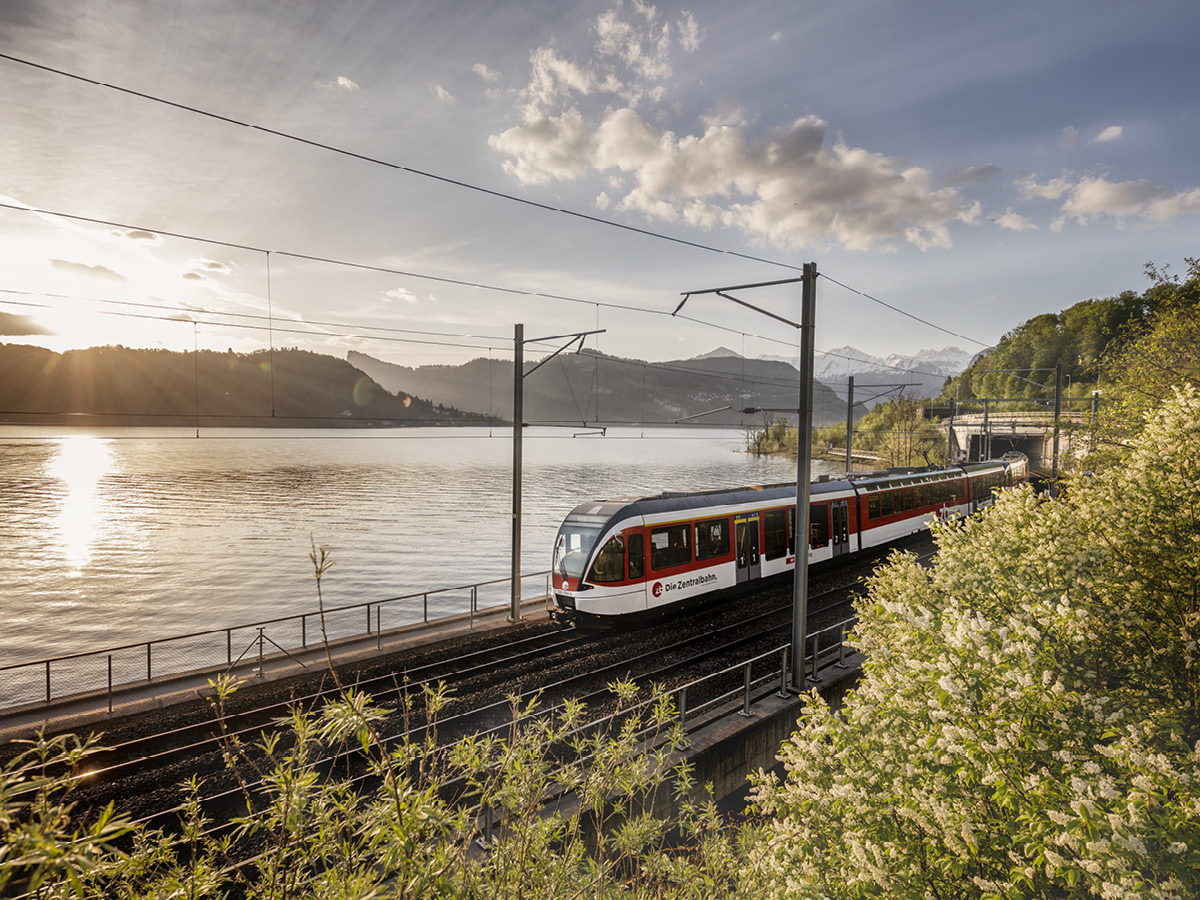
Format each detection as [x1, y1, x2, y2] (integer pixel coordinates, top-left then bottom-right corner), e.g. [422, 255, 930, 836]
[1090, 257, 1200, 465]
[749, 386, 1200, 900]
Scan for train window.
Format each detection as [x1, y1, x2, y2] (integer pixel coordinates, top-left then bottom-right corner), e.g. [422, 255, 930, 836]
[763, 509, 789, 560]
[554, 524, 602, 579]
[628, 533, 644, 580]
[809, 504, 829, 549]
[922, 484, 933, 507]
[695, 518, 730, 560]
[588, 535, 625, 583]
[906, 487, 916, 511]
[650, 524, 691, 570]
[868, 493, 879, 520]
[880, 490, 893, 518]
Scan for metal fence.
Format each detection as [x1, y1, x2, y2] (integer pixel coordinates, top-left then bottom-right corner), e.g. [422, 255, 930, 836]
[0, 571, 554, 714]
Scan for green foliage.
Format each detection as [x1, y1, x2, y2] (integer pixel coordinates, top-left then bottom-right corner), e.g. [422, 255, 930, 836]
[750, 386, 1200, 900]
[0, 679, 761, 898]
[1089, 258, 1200, 466]
[849, 394, 946, 467]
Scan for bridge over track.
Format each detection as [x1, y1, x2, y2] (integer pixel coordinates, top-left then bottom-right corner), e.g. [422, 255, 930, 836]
[944, 410, 1087, 471]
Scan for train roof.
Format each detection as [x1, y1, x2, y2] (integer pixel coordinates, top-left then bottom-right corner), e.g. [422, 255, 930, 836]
[562, 477, 855, 524]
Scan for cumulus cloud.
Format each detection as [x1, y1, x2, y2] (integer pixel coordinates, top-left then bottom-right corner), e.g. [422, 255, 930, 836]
[1090, 125, 1123, 144]
[488, 2, 979, 251]
[771, 31, 782, 42]
[109, 228, 162, 245]
[384, 287, 418, 304]
[182, 272, 207, 281]
[993, 209, 1038, 232]
[189, 258, 231, 274]
[1059, 126, 1079, 149]
[51, 259, 125, 280]
[949, 164, 1001, 185]
[432, 84, 456, 105]
[1019, 172, 1200, 231]
[316, 75, 359, 92]
[473, 63, 502, 83]
[0, 311, 53, 336]
[491, 107, 981, 251]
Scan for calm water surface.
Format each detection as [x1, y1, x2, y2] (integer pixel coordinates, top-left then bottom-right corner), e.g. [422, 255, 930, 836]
[0, 426, 839, 665]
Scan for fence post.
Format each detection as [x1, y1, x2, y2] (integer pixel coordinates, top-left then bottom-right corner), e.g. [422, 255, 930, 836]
[678, 687, 687, 725]
[777, 647, 789, 698]
[836, 623, 849, 668]
[107, 655, 113, 715]
[301, 615, 307, 649]
[45, 660, 50, 703]
[257, 628, 265, 677]
[809, 633, 821, 682]
[147, 643, 152, 683]
[740, 662, 753, 717]
[470, 586, 477, 630]
[423, 592, 428, 623]
[376, 606, 381, 652]
[227, 629, 232, 666]
[367, 603, 372, 635]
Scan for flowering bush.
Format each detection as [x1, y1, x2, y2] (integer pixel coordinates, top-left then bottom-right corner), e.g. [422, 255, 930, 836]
[750, 386, 1200, 899]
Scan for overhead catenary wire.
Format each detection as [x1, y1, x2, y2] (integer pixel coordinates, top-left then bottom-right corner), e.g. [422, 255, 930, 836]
[0, 52, 993, 352]
[0, 200, 965, 382]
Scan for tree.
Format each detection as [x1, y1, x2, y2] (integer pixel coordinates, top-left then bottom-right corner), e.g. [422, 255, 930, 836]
[749, 386, 1200, 900]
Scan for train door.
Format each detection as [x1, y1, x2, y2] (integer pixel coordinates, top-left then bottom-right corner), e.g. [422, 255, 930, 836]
[734, 514, 761, 583]
[830, 500, 850, 557]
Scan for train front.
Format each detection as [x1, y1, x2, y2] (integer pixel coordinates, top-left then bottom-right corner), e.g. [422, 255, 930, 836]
[550, 499, 634, 619]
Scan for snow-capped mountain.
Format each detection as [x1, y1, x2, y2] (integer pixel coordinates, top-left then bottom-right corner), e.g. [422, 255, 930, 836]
[757, 346, 974, 403]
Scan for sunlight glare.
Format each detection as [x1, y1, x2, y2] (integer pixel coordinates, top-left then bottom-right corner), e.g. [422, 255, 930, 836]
[47, 436, 114, 571]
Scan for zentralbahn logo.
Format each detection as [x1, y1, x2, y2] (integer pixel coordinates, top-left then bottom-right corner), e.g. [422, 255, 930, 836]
[652, 573, 718, 598]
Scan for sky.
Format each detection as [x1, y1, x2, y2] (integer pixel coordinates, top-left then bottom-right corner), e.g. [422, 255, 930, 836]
[1, 0, 1198, 376]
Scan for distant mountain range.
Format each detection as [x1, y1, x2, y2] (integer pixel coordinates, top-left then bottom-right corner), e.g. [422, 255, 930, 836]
[757, 345, 974, 405]
[348, 349, 847, 427]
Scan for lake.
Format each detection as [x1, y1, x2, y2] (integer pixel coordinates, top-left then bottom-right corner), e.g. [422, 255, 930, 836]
[0, 426, 840, 665]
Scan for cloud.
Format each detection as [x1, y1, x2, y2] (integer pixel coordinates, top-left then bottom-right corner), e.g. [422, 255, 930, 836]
[384, 287, 418, 304]
[182, 272, 207, 281]
[491, 108, 981, 251]
[771, 31, 782, 42]
[490, 2, 980, 251]
[0, 311, 53, 336]
[1059, 126, 1079, 149]
[993, 209, 1038, 232]
[1090, 125, 1123, 144]
[189, 258, 231, 274]
[949, 164, 1001, 186]
[431, 84, 456, 105]
[1016, 174, 1074, 202]
[1019, 172, 1200, 231]
[316, 75, 359, 92]
[109, 228, 162, 245]
[473, 63, 502, 83]
[50, 259, 125, 280]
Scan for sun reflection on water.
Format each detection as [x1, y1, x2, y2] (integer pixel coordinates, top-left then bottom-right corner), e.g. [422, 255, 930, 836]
[47, 436, 114, 571]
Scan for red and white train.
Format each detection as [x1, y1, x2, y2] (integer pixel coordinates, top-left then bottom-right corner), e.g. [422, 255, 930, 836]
[551, 453, 1028, 623]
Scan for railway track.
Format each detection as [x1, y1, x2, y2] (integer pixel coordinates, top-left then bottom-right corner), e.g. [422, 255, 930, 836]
[48, 532, 935, 830]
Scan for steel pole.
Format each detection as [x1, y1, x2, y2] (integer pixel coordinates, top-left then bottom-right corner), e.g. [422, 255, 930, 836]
[511, 324, 524, 621]
[790, 262, 816, 692]
[844, 375, 854, 474]
[1051, 362, 1062, 498]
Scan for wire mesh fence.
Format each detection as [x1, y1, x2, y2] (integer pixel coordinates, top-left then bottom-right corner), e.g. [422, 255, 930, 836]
[0, 571, 553, 714]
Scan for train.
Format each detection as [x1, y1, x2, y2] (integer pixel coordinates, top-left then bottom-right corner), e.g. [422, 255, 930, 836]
[551, 453, 1029, 623]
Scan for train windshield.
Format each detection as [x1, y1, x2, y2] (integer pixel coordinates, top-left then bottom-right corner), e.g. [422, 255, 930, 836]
[553, 521, 603, 579]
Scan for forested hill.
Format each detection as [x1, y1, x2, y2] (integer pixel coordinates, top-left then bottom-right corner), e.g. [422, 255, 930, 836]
[0, 344, 478, 426]
[347, 349, 846, 427]
[942, 288, 1157, 402]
